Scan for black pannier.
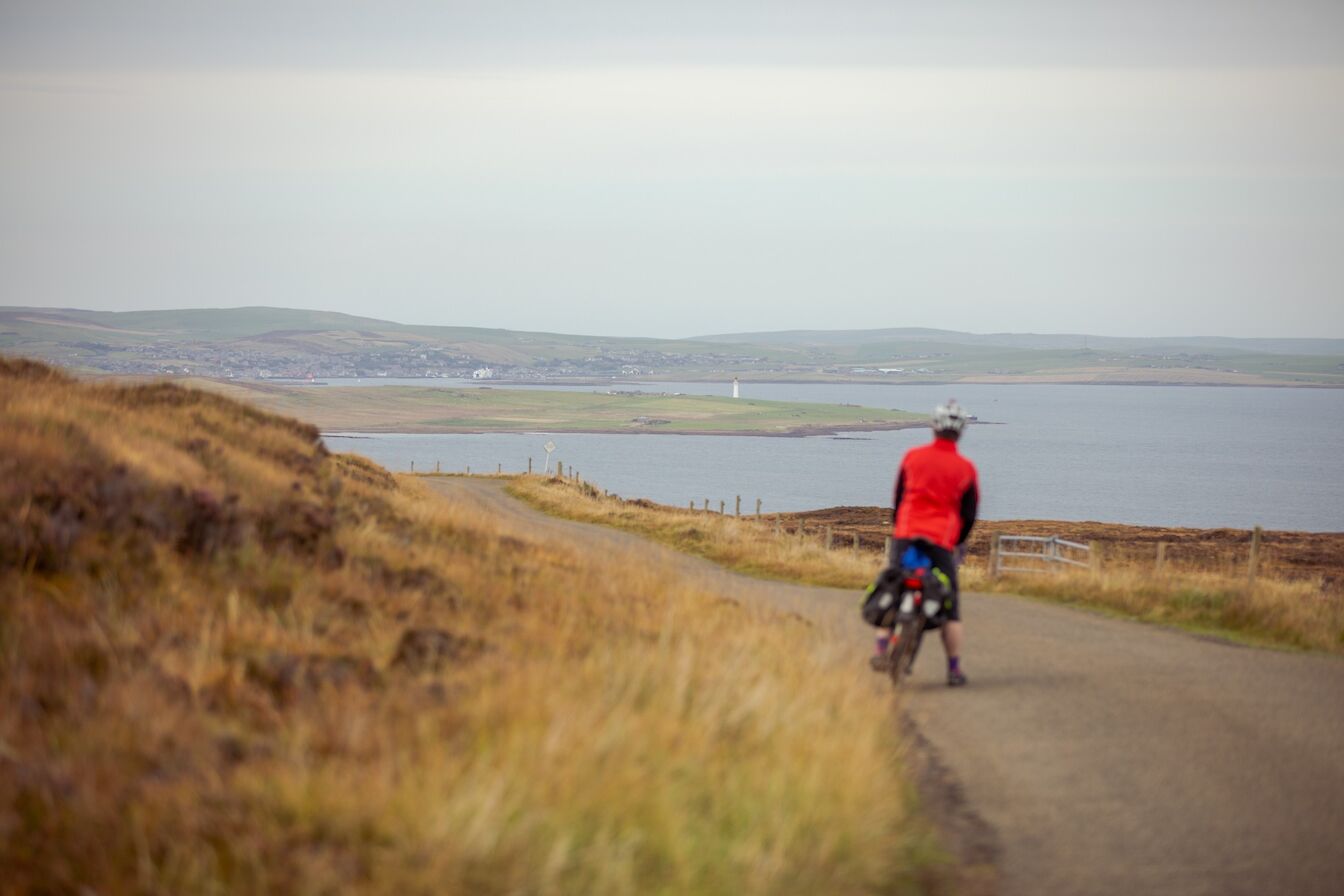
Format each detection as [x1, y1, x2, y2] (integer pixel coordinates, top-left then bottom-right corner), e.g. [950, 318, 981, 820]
[860, 565, 905, 627]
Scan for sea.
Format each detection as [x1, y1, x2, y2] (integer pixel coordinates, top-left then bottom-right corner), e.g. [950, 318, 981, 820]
[317, 380, 1344, 532]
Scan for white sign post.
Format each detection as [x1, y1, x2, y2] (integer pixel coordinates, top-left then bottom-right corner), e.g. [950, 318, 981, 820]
[543, 440, 557, 473]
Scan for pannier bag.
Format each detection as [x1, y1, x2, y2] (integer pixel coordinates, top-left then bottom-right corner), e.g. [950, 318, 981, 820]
[860, 566, 905, 627]
[860, 545, 951, 628]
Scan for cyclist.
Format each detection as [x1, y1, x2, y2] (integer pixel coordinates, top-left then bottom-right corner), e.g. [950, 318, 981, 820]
[871, 399, 979, 686]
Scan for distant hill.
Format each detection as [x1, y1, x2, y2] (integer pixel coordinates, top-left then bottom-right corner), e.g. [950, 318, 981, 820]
[0, 306, 749, 376]
[2, 305, 1341, 386]
[0, 305, 401, 341]
[7, 305, 1341, 355]
[695, 327, 1344, 356]
[0, 305, 725, 353]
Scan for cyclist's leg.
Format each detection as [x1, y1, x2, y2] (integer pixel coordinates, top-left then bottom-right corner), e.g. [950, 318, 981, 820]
[941, 621, 963, 658]
[923, 543, 964, 660]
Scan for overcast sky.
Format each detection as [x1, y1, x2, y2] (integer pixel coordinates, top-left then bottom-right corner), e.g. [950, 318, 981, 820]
[2, 1, 1342, 338]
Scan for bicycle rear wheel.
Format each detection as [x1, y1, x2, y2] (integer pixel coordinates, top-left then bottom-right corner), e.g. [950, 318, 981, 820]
[888, 616, 925, 687]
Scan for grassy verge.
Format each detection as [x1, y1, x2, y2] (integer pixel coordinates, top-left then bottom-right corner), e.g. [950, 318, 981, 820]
[1, 358, 937, 894]
[509, 475, 1344, 654]
[508, 475, 880, 590]
[963, 568, 1344, 652]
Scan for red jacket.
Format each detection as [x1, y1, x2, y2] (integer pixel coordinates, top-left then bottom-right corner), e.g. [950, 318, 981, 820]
[892, 436, 979, 549]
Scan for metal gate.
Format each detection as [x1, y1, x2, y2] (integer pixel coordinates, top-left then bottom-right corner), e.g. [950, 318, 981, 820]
[991, 535, 1092, 576]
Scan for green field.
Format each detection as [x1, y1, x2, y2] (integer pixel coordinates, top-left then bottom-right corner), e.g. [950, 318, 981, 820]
[203, 382, 925, 435]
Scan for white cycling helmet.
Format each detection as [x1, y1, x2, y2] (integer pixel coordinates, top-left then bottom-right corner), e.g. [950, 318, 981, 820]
[932, 399, 968, 436]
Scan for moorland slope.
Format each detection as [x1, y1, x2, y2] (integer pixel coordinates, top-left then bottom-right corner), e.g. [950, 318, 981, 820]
[0, 359, 926, 894]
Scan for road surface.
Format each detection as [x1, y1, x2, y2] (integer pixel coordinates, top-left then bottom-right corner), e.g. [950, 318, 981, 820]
[427, 478, 1344, 896]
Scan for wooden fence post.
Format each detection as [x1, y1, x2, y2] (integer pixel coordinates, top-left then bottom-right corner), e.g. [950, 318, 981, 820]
[411, 460, 415, 473]
[556, 461, 563, 478]
[774, 515, 781, 537]
[497, 463, 501, 474]
[852, 532, 860, 555]
[689, 500, 695, 511]
[435, 460, 441, 473]
[703, 499, 709, 513]
[735, 495, 741, 517]
[884, 535, 892, 561]
[825, 526, 833, 550]
[719, 500, 725, 515]
[1156, 541, 1167, 574]
[755, 498, 762, 517]
[528, 457, 533, 474]
[1249, 525, 1263, 581]
[466, 465, 470, 475]
[989, 534, 1000, 579]
[1090, 541, 1102, 577]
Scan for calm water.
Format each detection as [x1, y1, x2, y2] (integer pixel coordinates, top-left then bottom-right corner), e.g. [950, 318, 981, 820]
[322, 382, 1344, 532]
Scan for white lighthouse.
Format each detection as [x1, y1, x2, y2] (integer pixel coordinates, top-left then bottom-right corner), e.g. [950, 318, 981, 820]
[732, 377, 740, 399]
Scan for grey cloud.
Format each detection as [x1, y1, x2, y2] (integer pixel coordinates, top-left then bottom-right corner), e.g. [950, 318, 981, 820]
[1, 4, 1342, 337]
[3, 1, 1343, 68]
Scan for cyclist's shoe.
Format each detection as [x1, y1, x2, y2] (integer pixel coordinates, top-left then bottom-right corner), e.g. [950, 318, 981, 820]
[947, 669, 968, 687]
[869, 653, 894, 673]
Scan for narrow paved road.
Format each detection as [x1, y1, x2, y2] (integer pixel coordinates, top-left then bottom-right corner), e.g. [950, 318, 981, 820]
[428, 479, 1344, 896]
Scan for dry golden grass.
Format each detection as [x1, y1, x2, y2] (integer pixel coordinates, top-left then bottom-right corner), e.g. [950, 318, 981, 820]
[510, 475, 1344, 653]
[0, 358, 933, 895]
[507, 477, 881, 591]
[960, 565, 1344, 652]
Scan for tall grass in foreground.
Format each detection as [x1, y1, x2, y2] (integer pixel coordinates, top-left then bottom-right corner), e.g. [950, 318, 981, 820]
[509, 475, 1344, 653]
[1, 359, 932, 894]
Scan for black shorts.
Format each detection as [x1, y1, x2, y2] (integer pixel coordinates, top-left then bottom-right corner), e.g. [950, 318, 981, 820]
[887, 538, 961, 622]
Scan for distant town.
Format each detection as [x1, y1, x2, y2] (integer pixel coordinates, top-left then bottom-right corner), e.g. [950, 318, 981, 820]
[55, 339, 1229, 383]
[33, 337, 778, 382]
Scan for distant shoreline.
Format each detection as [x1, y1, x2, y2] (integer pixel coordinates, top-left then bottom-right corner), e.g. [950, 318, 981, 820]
[92, 372, 1344, 390]
[388, 376, 1341, 389]
[557, 378, 1344, 389]
[322, 420, 929, 438]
